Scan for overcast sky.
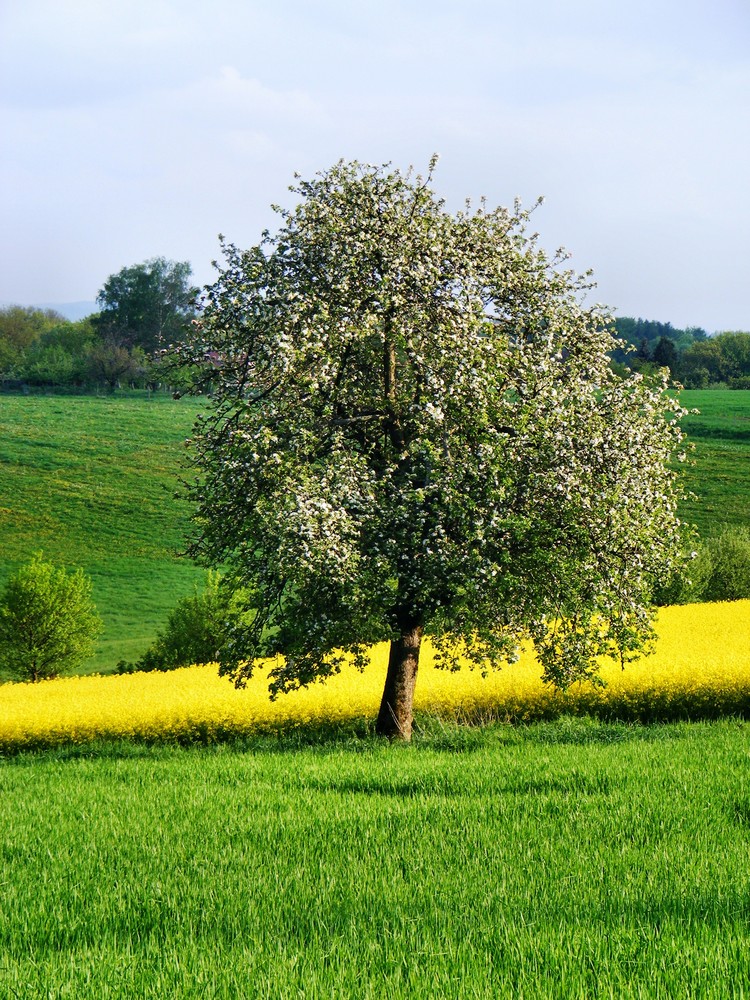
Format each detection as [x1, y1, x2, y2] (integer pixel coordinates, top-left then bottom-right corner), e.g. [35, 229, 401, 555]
[1, 0, 748, 331]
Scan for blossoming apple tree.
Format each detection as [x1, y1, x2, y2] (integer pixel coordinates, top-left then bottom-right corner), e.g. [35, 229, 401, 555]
[179, 158, 687, 739]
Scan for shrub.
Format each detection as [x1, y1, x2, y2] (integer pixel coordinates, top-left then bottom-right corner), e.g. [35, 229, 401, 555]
[652, 546, 712, 605]
[0, 553, 102, 682]
[654, 527, 750, 605]
[701, 528, 750, 602]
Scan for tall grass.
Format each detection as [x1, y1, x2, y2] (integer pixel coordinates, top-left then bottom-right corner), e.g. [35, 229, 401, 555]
[1, 720, 749, 998]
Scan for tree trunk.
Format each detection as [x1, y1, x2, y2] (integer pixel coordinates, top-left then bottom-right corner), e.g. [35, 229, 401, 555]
[376, 615, 423, 741]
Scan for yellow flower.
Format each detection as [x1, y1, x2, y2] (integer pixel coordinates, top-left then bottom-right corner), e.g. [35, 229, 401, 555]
[0, 601, 748, 751]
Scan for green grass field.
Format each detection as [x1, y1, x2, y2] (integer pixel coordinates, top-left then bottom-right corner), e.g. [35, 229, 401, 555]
[679, 390, 750, 533]
[0, 388, 747, 676]
[1, 719, 749, 998]
[0, 392, 205, 673]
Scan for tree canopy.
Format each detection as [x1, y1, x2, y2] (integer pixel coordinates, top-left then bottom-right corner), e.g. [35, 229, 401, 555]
[179, 158, 688, 739]
[613, 316, 707, 357]
[610, 318, 750, 389]
[96, 257, 197, 354]
[680, 331, 750, 388]
[0, 553, 102, 682]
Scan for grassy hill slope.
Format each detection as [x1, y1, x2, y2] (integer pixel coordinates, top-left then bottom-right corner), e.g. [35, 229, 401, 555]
[0, 393, 205, 673]
[678, 390, 750, 533]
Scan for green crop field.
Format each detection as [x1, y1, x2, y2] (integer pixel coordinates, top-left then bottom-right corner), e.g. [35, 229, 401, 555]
[0, 388, 747, 676]
[1, 719, 749, 998]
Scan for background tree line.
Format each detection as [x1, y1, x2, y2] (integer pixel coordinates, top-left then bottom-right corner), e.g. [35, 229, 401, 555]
[0, 257, 196, 392]
[613, 317, 750, 388]
[3, 261, 748, 393]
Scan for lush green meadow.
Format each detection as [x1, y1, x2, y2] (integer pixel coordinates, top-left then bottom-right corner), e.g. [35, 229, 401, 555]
[679, 389, 750, 533]
[0, 392, 204, 673]
[1, 720, 749, 998]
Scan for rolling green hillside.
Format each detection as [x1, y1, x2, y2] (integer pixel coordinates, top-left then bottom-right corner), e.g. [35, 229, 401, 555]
[678, 390, 750, 534]
[0, 389, 747, 676]
[0, 392, 205, 673]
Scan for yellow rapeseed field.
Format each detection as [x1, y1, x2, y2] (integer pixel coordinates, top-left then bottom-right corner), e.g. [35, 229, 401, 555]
[1, 600, 749, 750]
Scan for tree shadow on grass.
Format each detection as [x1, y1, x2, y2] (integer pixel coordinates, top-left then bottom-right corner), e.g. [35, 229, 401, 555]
[305, 769, 621, 800]
[412, 713, 703, 751]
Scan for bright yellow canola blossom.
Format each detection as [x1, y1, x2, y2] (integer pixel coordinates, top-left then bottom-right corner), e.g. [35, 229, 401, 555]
[1, 601, 749, 750]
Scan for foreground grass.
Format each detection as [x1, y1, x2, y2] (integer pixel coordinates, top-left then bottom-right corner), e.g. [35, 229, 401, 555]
[1, 719, 748, 999]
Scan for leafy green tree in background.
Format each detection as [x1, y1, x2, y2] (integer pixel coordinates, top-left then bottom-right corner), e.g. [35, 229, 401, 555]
[18, 318, 98, 387]
[651, 336, 679, 377]
[0, 553, 102, 682]
[700, 528, 750, 601]
[22, 344, 76, 386]
[178, 158, 688, 740]
[0, 336, 20, 377]
[87, 340, 147, 391]
[654, 527, 750, 606]
[680, 339, 723, 388]
[680, 331, 750, 388]
[96, 257, 198, 354]
[612, 319, 750, 389]
[0, 305, 65, 351]
[613, 317, 707, 355]
[611, 317, 709, 379]
[0, 307, 153, 391]
[711, 331, 750, 387]
[0, 305, 67, 381]
[38, 317, 98, 357]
